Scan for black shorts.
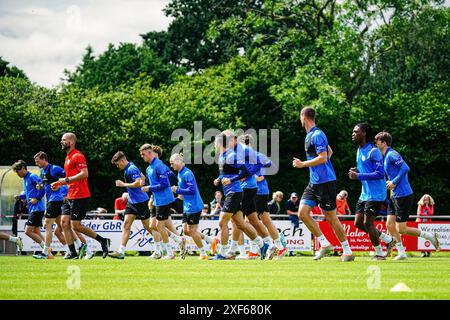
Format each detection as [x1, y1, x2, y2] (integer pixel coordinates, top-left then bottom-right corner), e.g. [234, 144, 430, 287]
[25, 211, 44, 227]
[125, 201, 151, 220]
[388, 194, 414, 223]
[300, 181, 337, 211]
[45, 201, 63, 219]
[150, 207, 157, 218]
[155, 203, 172, 221]
[255, 194, 269, 215]
[222, 192, 243, 215]
[242, 188, 258, 216]
[355, 200, 384, 217]
[62, 198, 90, 221]
[182, 211, 201, 225]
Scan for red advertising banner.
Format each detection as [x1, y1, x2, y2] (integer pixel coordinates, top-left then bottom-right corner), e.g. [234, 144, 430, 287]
[315, 221, 450, 252]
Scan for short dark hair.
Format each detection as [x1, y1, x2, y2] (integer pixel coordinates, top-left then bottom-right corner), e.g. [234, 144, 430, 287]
[33, 151, 48, 161]
[300, 107, 316, 120]
[111, 151, 126, 163]
[12, 160, 27, 171]
[375, 131, 392, 146]
[356, 123, 373, 142]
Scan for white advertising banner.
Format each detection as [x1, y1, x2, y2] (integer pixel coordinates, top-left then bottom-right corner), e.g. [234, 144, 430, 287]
[18, 219, 311, 252]
[418, 223, 450, 251]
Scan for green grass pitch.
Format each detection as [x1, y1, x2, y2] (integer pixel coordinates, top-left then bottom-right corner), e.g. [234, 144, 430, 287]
[1, 253, 449, 300]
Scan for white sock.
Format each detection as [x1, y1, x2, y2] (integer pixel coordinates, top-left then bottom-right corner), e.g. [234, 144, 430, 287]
[85, 244, 92, 254]
[230, 240, 238, 252]
[74, 239, 82, 249]
[374, 245, 383, 256]
[420, 231, 434, 241]
[252, 236, 264, 249]
[65, 245, 71, 253]
[118, 245, 126, 254]
[396, 242, 406, 255]
[155, 241, 162, 254]
[317, 234, 330, 248]
[219, 244, 229, 256]
[341, 240, 352, 255]
[202, 235, 213, 243]
[201, 240, 207, 248]
[43, 245, 50, 255]
[39, 241, 44, 249]
[8, 236, 18, 243]
[165, 242, 173, 256]
[379, 232, 393, 244]
[199, 246, 206, 255]
[239, 245, 246, 255]
[263, 236, 273, 246]
[250, 241, 258, 254]
[274, 238, 284, 250]
[169, 233, 181, 244]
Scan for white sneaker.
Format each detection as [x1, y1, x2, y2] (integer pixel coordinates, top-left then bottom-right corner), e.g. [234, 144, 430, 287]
[393, 254, 408, 261]
[64, 252, 72, 259]
[84, 251, 95, 260]
[148, 252, 162, 260]
[224, 251, 237, 260]
[162, 254, 175, 260]
[265, 245, 277, 260]
[313, 245, 335, 260]
[431, 232, 441, 251]
[236, 254, 250, 260]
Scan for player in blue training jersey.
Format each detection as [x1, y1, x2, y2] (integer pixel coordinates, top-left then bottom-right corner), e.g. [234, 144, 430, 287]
[109, 151, 153, 259]
[293, 107, 354, 262]
[375, 131, 440, 259]
[211, 131, 268, 260]
[170, 153, 214, 260]
[349, 124, 395, 260]
[240, 134, 286, 260]
[12, 160, 46, 255]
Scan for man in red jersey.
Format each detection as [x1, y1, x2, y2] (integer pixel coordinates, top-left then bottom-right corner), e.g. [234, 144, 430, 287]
[51, 133, 110, 259]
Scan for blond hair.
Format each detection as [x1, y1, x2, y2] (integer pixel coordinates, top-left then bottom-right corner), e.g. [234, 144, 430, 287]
[272, 191, 284, 200]
[418, 194, 434, 206]
[170, 153, 185, 164]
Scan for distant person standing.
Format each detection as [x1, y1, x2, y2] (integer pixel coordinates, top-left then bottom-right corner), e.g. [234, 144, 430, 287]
[286, 193, 300, 228]
[416, 194, 435, 257]
[114, 192, 128, 221]
[51, 132, 110, 259]
[336, 190, 351, 216]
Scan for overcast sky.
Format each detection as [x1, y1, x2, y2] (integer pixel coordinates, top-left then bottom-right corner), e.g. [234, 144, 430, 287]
[1, 1, 448, 88]
[0, 0, 171, 87]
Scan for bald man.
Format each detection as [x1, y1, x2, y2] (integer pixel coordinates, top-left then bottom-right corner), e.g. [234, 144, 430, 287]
[51, 133, 110, 259]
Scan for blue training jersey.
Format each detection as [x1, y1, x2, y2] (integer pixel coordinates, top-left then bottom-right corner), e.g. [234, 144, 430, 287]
[218, 148, 252, 196]
[145, 157, 175, 207]
[304, 126, 336, 184]
[22, 172, 45, 213]
[356, 142, 386, 202]
[256, 167, 270, 195]
[383, 148, 413, 198]
[176, 166, 204, 214]
[40, 163, 66, 202]
[124, 161, 149, 204]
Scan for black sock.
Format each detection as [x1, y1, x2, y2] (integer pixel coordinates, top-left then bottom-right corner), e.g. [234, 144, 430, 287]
[95, 234, 105, 243]
[69, 244, 77, 255]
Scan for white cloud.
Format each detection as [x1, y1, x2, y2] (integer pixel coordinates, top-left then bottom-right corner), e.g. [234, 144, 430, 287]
[0, 0, 171, 87]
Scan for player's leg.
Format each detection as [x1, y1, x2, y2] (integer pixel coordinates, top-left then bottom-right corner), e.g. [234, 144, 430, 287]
[165, 216, 186, 256]
[213, 211, 232, 259]
[185, 213, 205, 260]
[386, 200, 404, 259]
[232, 211, 267, 259]
[54, 216, 66, 245]
[362, 212, 384, 260]
[260, 212, 285, 259]
[0, 232, 23, 253]
[110, 210, 135, 259]
[225, 220, 241, 259]
[149, 215, 163, 259]
[155, 204, 174, 259]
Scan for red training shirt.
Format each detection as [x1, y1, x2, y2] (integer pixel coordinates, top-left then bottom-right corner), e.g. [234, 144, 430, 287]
[64, 149, 91, 199]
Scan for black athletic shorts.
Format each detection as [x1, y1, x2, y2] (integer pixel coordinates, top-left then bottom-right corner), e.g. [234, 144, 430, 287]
[255, 194, 269, 215]
[125, 200, 151, 220]
[182, 211, 201, 225]
[150, 206, 157, 218]
[222, 192, 243, 215]
[355, 200, 384, 217]
[242, 188, 258, 216]
[156, 203, 172, 221]
[45, 201, 63, 219]
[25, 211, 44, 227]
[388, 194, 414, 223]
[62, 198, 90, 221]
[300, 181, 337, 211]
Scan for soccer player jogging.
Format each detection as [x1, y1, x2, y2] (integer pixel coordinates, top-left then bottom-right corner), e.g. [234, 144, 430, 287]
[32, 151, 67, 259]
[375, 131, 440, 259]
[170, 153, 213, 260]
[211, 132, 268, 260]
[51, 133, 110, 259]
[348, 124, 395, 260]
[241, 134, 287, 260]
[293, 107, 354, 262]
[12, 160, 46, 254]
[109, 151, 153, 259]
[140, 144, 178, 260]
